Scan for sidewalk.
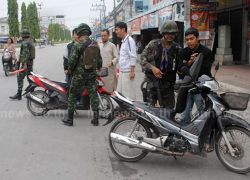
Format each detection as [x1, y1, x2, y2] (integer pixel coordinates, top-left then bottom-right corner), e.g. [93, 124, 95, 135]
[212, 65, 250, 93]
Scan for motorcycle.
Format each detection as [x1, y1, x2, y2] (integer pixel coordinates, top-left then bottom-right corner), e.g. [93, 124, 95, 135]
[1, 49, 16, 76]
[106, 54, 250, 174]
[23, 68, 113, 121]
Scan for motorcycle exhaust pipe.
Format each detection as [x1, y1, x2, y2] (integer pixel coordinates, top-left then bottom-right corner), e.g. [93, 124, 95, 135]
[110, 133, 188, 156]
[26, 94, 45, 106]
[110, 133, 157, 151]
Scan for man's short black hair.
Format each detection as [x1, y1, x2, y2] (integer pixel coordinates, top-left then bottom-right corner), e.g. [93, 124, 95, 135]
[101, 29, 110, 35]
[115, 21, 127, 32]
[185, 27, 199, 37]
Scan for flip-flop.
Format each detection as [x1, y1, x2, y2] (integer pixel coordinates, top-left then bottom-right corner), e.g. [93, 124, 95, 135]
[205, 144, 214, 152]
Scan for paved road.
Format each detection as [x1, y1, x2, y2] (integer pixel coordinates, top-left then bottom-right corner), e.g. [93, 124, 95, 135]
[0, 44, 249, 180]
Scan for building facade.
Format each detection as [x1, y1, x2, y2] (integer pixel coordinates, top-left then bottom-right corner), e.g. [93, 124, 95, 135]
[0, 17, 9, 36]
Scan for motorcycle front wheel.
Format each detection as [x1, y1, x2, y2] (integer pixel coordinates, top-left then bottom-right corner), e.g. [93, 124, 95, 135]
[215, 126, 250, 174]
[109, 118, 152, 162]
[3, 64, 9, 76]
[27, 90, 49, 116]
[98, 94, 113, 118]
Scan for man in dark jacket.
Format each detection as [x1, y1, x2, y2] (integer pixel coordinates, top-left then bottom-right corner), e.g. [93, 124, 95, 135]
[178, 27, 214, 125]
[63, 28, 78, 83]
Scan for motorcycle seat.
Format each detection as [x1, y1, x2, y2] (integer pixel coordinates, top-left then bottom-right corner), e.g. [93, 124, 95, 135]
[52, 81, 69, 89]
[133, 101, 176, 121]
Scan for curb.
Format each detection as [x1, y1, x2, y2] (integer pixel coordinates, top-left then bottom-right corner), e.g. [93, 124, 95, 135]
[219, 81, 250, 94]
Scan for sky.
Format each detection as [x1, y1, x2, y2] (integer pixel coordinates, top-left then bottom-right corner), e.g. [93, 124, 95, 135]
[0, 0, 114, 29]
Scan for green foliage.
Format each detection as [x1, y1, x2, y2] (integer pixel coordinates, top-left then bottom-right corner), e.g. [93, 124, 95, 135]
[7, 0, 19, 37]
[48, 23, 71, 42]
[27, 2, 40, 39]
[21, 2, 28, 29]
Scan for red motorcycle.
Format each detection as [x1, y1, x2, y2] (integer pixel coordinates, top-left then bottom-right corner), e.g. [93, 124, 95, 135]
[24, 68, 113, 118]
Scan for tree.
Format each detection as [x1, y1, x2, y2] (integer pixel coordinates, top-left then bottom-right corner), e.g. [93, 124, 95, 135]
[48, 23, 71, 42]
[21, 2, 28, 29]
[27, 2, 40, 39]
[7, 0, 19, 37]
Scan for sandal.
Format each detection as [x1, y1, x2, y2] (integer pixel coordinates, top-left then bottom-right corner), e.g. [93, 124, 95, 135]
[204, 144, 214, 152]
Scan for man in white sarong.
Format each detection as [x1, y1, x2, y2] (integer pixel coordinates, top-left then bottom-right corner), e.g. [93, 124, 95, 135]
[99, 29, 118, 93]
[115, 22, 137, 100]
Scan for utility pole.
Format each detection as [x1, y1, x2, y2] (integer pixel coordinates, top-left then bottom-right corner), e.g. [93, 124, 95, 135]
[129, 0, 132, 18]
[48, 16, 54, 45]
[90, 0, 106, 30]
[37, 2, 43, 39]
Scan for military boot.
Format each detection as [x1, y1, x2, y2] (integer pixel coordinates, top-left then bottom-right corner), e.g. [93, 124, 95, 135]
[9, 90, 22, 100]
[61, 110, 74, 126]
[91, 110, 99, 126]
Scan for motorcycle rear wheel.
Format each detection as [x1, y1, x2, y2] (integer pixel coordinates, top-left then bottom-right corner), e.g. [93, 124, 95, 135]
[27, 90, 49, 116]
[215, 126, 250, 174]
[109, 118, 151, 162]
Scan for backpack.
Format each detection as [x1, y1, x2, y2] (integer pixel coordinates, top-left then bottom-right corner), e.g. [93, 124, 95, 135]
[82, 40, 101, 69]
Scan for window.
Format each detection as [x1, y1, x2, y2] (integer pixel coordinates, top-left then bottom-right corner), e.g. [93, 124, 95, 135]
[1, 26, 5, 33]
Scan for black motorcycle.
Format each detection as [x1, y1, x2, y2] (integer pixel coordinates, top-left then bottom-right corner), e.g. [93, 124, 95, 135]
[1, 49, 15, 76]
[106, 54, 250, 174]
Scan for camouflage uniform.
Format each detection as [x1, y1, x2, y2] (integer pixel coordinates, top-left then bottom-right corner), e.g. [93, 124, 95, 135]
[68, 38, 102, 117]
[17, 39, 35, 91]
[10, 29, 35, 100]
[140, 39, 180, 108]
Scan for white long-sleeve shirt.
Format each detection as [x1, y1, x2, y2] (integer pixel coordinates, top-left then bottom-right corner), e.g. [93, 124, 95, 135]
[119, 34, 137, 72]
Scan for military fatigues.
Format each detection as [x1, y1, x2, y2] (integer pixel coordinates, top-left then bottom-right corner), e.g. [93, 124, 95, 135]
[18, 39, 35, 91]
[140, 39, 180, 109]
[68, 38, 102, 114]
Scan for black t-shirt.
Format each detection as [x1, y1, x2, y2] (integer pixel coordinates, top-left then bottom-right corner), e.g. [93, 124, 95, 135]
[178, 44, 214, 78]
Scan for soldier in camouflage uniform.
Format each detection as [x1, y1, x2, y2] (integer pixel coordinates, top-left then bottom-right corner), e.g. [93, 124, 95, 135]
[61, 23, 102, 126]
[140, 21, 180, 109]
[9, 29, 35, 100]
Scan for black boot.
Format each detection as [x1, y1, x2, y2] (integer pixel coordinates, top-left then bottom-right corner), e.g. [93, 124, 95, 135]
[9, 90, 22, 100]
[61, 110, 74, 126]
[91, 110, 99, 126]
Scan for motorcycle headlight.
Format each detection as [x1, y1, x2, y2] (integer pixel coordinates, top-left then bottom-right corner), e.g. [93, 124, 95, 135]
[204, 80, 219, 91]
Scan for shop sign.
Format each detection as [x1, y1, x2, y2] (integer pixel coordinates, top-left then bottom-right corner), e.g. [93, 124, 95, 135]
[191, 3, 210, 39]
[158, 5, 173, 28]
[148, 12, 159, 28]
[131, 18, 141, 34]
[141, 15, 149, 30]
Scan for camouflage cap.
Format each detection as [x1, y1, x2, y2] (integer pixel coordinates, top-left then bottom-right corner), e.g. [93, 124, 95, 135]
[21, 29, 31, 37]
[160, 21, 178, 34]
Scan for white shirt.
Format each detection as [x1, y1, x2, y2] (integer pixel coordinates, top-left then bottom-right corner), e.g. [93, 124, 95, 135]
[119, 34, 137, 72]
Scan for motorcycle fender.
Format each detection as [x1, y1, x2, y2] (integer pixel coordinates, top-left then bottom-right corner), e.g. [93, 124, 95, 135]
[221, 113, 250, 131]
[98, 87, 111, 95]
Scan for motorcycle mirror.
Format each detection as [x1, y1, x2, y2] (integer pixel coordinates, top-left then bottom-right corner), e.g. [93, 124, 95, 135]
[215, 62, 220, 71]
[214, 62, 220, 78]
